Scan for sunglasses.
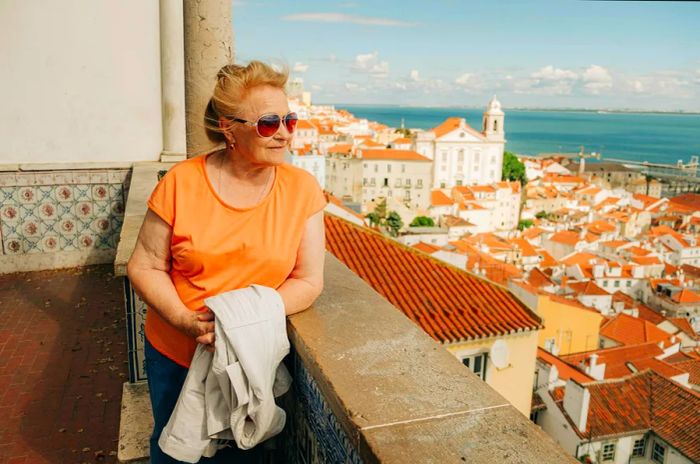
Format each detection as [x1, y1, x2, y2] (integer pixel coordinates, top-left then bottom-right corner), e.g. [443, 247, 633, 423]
[229, 112, 298, 137]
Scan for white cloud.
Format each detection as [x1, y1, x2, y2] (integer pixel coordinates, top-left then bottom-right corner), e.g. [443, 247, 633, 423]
[528, 65, 578, 95]
[409, 70, 420, 82]
[582, 65, 613, 94]
[455, 73, 475, 86]
[345, 82, 361, 90]
[282, 13, 415, 27]
[311, 84, 322, 91]
[293, 62, 309, 73]
[352, 52, 390, 78]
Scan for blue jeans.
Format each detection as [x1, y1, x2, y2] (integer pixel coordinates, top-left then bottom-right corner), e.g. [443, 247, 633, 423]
[144, 338, 265, 464]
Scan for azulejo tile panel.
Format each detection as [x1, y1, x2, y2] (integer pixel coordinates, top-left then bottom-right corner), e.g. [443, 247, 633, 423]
[124, 278, 148, 383]
[0, 169, 130, 255]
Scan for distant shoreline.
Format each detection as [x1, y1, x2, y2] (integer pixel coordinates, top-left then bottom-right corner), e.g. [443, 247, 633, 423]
[325, 103, 700, 117]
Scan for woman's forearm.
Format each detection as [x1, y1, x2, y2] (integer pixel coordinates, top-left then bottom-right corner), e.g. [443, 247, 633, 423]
[277, 277, 323, 316]
[127, 265, 192, 332]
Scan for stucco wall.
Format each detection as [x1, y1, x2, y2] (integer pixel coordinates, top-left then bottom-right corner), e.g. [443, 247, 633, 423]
[447, 330, 539, 416]
[537, 295, 602, 355]
[0, 1, 162, 164]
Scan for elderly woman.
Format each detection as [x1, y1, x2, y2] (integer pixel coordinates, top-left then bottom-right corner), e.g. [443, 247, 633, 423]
[127, 61, 326, 463]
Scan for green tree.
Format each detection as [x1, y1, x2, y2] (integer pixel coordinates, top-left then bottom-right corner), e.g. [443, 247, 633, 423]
[535, 210, 548, 220]
[518, 219, 534, 231]
[410, 216, 435, 227]
[394, 127, 412, 138]
[373, 198, 388, 222]
[502, 151, 527, 185]
[366, 212, 380, 227]
[385, 211, 404, 237]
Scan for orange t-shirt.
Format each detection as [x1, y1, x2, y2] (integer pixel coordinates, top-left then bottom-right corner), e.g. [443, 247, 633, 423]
[145, 154, 326, 367]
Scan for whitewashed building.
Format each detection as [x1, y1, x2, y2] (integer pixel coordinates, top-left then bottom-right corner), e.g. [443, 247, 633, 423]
[415, 97, 505, 188]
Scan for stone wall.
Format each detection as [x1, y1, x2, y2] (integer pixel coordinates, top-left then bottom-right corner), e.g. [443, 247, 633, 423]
[0, 169, 130, 273]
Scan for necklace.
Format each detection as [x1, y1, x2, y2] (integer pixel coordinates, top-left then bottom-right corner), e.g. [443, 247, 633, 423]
[218, 151, 273, 206]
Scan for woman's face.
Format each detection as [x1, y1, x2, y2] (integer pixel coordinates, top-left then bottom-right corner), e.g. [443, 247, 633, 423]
[226, 85, 293, 167]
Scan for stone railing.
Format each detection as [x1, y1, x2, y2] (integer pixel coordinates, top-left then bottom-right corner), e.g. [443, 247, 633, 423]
[114, 162, 575, 463]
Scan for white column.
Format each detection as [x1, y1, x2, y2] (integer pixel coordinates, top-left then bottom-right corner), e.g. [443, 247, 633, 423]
[183, 0, 234, 158]
[159, 0, 187, 162]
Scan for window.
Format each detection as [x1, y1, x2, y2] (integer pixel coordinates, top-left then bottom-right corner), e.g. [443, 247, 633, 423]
[614, 280, 620, 288]
[456, 180, 462, 186]
[601, 443, 615, 461]
[626, 281, 632, 287]
[441, 164, 447, 172]
[461, 353, 488, 380]
[405, 178, 411, 186]
[363, 163, 368, 168]
[440, 182, 445, 188]
[417, 179, 423, 188]
[441, 151, 447, 162]
[387, 190, 392, 197]
[395, 179, 402, 187]
[387, 164, 392, 173]
[652, 442, 666, 463]
[603, 281, 608, 287]
[374, 164, 378, 173]
[401, 164, 406, 173]
[632, 438, 646, 457]
[458, 150, 464, 162]
[404, 190, 411, 201]
[370, 178, 376, 186]
[363, 178, 368, 186]
[383, 178, 389, 187]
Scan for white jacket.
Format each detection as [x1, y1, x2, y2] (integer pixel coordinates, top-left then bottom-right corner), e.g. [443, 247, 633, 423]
[158, 285, 292, 463]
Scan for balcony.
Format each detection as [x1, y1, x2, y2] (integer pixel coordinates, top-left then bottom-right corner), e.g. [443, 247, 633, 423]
[114, 163, 574, 463]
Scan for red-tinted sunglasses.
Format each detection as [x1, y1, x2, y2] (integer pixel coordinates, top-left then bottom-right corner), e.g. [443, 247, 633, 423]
[229, 112, 298, 137]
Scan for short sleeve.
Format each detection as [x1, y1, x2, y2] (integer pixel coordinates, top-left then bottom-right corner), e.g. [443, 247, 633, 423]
[306, 175, 327, 218]
[147, 170, 176, 226]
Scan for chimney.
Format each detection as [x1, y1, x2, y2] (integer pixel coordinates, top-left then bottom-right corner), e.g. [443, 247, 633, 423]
[563, 380, 590, 432]
[561, 275, 569, 290]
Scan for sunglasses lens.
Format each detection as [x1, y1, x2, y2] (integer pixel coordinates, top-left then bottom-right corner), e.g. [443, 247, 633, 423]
[284, 112, 298, 133]
[257, 114, 281, 137]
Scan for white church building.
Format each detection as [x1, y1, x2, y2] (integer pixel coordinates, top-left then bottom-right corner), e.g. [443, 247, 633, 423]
[415, 97, 506, 189]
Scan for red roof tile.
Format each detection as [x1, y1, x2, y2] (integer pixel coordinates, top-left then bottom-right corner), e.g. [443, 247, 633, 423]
[537, 348, 594, 384]
[562, 342, 667, 379]
[324, 213, 542, 343]
[431, 190, 454, 207]
[564, 370, 700, 463]
[669, 317, 699, 340]
[568, 281, 609, 297]
[673, 288, 700, 304]
[412, 241, 441, 254]
[600, 313, 671, 346]
[673, 359, 700, 385]
[360, 149, 431, 162]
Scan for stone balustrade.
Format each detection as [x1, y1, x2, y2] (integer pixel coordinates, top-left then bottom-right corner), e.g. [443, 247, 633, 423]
[114, 163, 575, 463]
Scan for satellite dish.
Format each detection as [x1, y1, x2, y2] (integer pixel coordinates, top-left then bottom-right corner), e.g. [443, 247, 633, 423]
[490, 340, 510, 369]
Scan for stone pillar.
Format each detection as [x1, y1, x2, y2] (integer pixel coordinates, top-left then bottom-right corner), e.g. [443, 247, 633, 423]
[159, 0, 187, 162]
[183, 0, 234, 158]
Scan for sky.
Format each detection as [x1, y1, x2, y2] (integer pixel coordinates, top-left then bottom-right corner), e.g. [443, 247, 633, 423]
[233, 0, 700, 111]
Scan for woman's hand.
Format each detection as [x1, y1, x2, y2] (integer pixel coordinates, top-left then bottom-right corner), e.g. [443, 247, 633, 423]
[178, 309, 216, 352]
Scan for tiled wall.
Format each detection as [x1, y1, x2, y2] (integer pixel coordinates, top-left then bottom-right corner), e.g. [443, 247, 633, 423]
[0, 170, 130, 256]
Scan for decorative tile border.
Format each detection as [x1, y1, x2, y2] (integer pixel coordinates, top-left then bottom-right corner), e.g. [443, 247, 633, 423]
[289, 351, 363, 464]
[124, 277, 148, 383]
[0, 169, 130, 256]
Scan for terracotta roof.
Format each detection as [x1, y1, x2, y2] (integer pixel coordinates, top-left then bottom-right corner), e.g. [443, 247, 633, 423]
[537, 249, 559, 268]
[431, 190, 454, 207]
[632, 255, 662, 265]
[391, 137, 412, 144]
[672, 288, 700, 304]
[562, 252, 601, 267]
[443, 215, 474, 228]
[548, 231, 581, 246]
[587, 221, 616, 234]
[297, 119, 318, 130]
[324, 213, 542, 343]
[522, 226, 545, 240]
[447, 241, 523, 285]
[527, 268, 555, 288]
[568, 281, 609, 297]
[360, 149, 431, 162]
[670, 193, 700, 212]
[412, 241, 441, 254]
[669, 317, 699, 340]
[635, 304, 667, 325]
[600, 313, 671, 346]
[327, 143, 353, 155]
[537, 348, 594, 384]
[600, 240, 629, 249]
[628, 358, 685, 378]
[431, 117, 485, 140]
[572, 370, 700, 463]
[562, 342, 666, 379]
[673, 359, 700, 385]
[431, 117, 462, 138]
[324, 192, 366, 222]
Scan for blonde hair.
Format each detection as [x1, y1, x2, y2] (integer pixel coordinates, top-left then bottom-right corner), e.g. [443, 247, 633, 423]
[205, 61, 289, 143]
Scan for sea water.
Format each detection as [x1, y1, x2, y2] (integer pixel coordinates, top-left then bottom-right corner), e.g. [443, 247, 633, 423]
[339, 105, 700, 165]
